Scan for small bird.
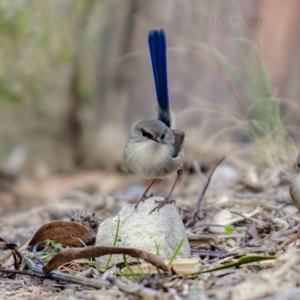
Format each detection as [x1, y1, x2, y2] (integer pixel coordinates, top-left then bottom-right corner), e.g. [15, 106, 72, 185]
[289, 153, 300, 246]
[123, 29, 185, 213]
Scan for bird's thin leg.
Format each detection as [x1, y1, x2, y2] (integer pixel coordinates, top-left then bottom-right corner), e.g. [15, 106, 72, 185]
[134, 179, 156, 209]
[149, 168, 182, 214]
[294, 224, 300, 246]
[165, 168, 182, 201]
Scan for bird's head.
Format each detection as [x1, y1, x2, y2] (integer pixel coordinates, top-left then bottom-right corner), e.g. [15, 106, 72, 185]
[131, 119, 173, 145]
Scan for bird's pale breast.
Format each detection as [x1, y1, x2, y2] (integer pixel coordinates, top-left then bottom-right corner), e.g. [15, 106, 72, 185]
[124, 139, 183, 179]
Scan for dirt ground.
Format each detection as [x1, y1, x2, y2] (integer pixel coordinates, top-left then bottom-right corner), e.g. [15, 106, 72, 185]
[1, 157, 300, 300]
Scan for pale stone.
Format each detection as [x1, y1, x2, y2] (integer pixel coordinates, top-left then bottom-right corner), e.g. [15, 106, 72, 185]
[96, 197, 190, 268]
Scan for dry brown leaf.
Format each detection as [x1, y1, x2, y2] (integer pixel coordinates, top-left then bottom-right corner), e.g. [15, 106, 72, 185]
[28, 220, 95, 249]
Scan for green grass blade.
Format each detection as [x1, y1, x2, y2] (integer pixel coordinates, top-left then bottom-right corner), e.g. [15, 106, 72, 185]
[104, 215, 120, 272]
[168, 239, 184, 267]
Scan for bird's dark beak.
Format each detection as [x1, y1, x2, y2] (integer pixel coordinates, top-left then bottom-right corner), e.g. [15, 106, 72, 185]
[152, 137, 161, 143]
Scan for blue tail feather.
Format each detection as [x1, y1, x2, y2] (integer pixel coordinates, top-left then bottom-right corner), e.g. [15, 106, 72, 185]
[148, 29, 171, 127]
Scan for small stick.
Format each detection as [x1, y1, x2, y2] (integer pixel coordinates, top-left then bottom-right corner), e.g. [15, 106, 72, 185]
[0, 258, 162, 297]
[185, 156, 226, 228]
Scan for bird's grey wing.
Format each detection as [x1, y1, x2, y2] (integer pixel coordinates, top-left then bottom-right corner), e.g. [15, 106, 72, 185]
[171, 129, 185, 158]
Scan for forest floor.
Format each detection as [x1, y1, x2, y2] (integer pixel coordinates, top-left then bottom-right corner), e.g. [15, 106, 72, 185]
[1, 156, 300, 300]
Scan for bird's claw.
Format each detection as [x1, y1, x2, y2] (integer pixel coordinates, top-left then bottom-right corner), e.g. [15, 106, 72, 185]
[148, 197, 175, 214]
[131, 192, 154, 209]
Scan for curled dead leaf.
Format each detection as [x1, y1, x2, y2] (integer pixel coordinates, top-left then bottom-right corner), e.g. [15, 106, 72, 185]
[42, 246, 170, 273]
[28, 220, 95, 250]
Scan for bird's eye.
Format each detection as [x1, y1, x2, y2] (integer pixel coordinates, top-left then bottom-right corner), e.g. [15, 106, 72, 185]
[141, 129, 147, 137]
[161, 133, 165, 139]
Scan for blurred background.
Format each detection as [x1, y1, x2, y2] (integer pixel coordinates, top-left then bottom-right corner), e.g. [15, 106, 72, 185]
[0, 0, 300, 177]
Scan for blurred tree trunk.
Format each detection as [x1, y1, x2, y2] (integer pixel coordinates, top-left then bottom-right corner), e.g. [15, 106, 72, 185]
[64, 1, 96, 169]
[66, 58, 83, 167]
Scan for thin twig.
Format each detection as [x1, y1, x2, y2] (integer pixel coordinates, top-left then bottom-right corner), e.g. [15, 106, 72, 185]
[185, 156, 226, 228]
[0, 258, 162, 297]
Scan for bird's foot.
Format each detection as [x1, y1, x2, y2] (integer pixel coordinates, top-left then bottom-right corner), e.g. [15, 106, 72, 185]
[131, 193, 154, 210]
[148, 197, 175, 214]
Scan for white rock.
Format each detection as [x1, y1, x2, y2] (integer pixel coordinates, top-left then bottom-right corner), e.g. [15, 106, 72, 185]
[96, 197, 190, 268]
